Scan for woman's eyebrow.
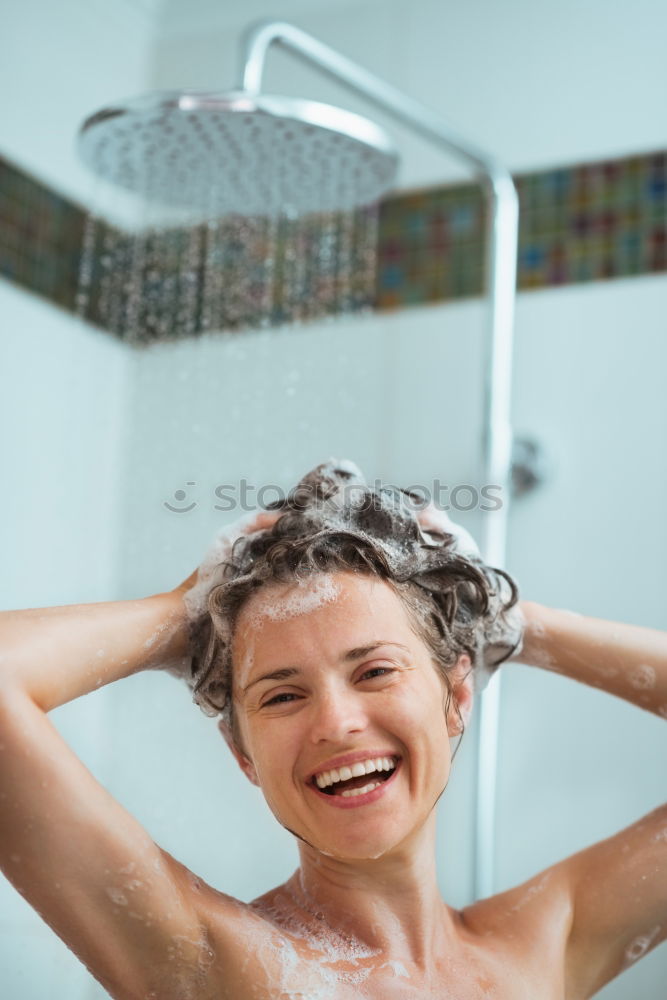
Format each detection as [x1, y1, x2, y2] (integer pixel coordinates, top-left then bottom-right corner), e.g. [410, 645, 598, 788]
[241, 667, 299, 695]
[241, 642, 409, 696]
[342, 641, 410, 662]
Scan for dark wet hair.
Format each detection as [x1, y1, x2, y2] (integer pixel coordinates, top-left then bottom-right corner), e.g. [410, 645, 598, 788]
[187, 460, 520, 755]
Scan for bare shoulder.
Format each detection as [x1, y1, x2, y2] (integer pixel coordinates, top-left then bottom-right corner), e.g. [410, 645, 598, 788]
[461, 804, 667, 1000]
[459, 865, 574, 997]
[551, 804, 667, 998]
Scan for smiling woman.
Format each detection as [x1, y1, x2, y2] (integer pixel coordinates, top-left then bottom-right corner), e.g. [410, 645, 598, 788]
[1, 459, 665, 999]
[186, 459, 523, 764]
[226, 571, 472, 852]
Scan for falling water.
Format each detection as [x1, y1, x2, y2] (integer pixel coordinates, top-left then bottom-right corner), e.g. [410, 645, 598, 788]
[75, 132, 382, 345]
[75, 202, 380, 344]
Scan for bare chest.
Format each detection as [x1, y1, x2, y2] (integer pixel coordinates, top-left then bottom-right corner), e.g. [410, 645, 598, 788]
[198, 876, 571, 1000]
[209, 925, 566, 1000]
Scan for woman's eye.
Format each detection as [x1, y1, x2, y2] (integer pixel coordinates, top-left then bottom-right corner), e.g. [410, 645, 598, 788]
[262, 693, 299, 707]
[360, 666, 395, 681]
[261, 667, 396, 707]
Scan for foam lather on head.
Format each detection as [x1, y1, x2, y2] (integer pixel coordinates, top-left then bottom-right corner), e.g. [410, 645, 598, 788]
[242, 574, 342, 627]
[184, 459, 523, 722]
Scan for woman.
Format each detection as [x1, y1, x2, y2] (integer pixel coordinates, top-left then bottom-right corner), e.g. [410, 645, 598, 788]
[0, 460, 665, 999]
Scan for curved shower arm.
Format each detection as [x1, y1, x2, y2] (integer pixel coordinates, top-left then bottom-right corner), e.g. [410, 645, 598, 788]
[241, 21, 505, 179]
[239, 18, 520, 902]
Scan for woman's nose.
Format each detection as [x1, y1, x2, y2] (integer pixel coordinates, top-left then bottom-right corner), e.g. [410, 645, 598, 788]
[307, 688, 368, 743]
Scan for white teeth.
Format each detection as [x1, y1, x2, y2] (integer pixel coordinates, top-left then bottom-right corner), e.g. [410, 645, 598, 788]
[314, 755, 398, 789]
[340, 781, 382, 798]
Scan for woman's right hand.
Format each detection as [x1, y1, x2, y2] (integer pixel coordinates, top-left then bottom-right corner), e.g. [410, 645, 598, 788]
[177, 509, 280, 622]
[164, 509, 280, 682]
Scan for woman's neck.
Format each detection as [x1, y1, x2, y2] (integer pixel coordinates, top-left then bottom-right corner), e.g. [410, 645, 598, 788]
[286, 817, 461, 967]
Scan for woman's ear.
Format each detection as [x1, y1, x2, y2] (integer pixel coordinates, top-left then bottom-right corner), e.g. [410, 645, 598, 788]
[218, 719, 261, 786]
[447, 654, 474, 735]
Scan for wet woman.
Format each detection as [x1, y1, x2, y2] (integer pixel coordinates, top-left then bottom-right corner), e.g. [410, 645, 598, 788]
[0, 460, 665, 999]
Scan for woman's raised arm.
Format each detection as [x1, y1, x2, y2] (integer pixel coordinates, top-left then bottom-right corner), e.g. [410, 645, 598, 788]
[0, 590, 189, 710]
[0, 509, 280, 712]
[510, 600, 667, 719]
[506, 601, 667, 998]
[0, 511, 278, 999]
[0, 584, 219, 999]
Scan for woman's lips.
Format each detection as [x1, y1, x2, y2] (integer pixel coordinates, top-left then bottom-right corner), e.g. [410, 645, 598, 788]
[307, 759, 402, 809]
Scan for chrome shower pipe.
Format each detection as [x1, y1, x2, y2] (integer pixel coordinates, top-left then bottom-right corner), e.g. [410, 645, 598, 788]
[240, 19, 519, 902]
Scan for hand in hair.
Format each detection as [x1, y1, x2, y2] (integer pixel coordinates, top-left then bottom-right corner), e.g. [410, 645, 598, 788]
[416, 501, 483, 560]
[416, 501, 525, 691]
[166, 509, 280, 681]
[178, 511, 280, 621]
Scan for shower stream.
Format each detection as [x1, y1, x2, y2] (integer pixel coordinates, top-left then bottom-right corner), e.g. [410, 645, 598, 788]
[76, 139, 381, 345]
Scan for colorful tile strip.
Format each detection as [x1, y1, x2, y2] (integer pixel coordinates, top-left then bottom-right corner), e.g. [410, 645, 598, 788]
[375, 152, 667, 307]
[0, 149, 665, 342]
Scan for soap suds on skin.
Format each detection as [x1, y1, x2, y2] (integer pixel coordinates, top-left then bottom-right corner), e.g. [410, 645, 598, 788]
[629, 663, 656, 690]
[507, 871, 551, 914]
[246, 876, 394, 995]
[247, 576, 341, 627]
[105, 887, 128, 906]
[623, 925, 662, 966]
[523, 645, 558, 671]
[379, 959, 410, 978]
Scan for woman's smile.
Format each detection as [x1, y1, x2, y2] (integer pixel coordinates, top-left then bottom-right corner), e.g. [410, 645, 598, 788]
[307, 756, 403, 809]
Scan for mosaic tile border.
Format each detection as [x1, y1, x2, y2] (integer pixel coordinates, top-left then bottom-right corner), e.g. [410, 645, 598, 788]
[0, 158, 86, 313]
[1, 149, 665, 340]
[376, 152, 667, 307]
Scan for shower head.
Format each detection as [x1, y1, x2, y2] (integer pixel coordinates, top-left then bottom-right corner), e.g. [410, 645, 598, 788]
[77, 89, 399, 218]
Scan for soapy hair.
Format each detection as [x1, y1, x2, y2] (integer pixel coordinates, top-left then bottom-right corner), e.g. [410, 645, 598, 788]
[187, 460, 520, 753]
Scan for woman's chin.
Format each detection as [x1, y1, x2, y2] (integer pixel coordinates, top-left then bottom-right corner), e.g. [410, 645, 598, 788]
[267, 788, 411, 860]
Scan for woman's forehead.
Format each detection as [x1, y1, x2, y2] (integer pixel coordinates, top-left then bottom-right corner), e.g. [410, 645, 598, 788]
[241, 573, 344, 626]
[238, 572, 401, 631]
[232, 573, 413, 678]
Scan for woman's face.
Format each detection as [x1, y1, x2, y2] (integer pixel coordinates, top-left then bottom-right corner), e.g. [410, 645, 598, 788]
[227, 571, 472, 860]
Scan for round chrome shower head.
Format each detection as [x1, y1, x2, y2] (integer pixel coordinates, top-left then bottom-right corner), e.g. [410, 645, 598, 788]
[78, 90, 399, 217]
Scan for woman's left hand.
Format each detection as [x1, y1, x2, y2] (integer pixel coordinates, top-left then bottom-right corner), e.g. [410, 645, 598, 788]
[417, 502, 525, 689]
